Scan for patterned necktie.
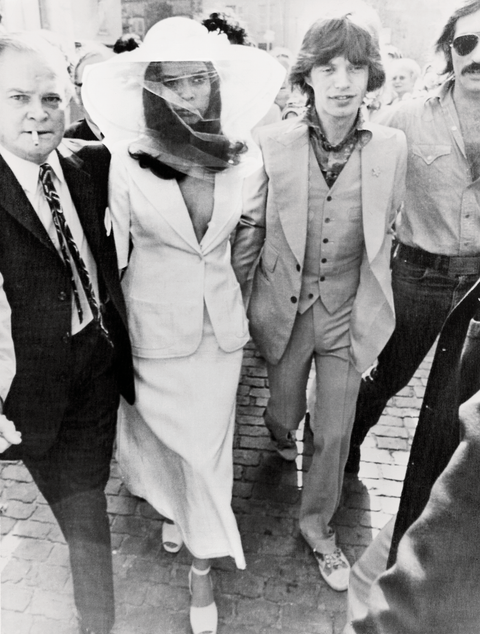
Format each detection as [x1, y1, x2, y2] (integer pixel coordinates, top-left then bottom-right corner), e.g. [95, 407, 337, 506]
[39, 163, 112, 346]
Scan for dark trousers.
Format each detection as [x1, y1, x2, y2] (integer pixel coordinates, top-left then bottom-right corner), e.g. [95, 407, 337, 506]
[348, 249, 479, 458]
[22, 321, 118, 633]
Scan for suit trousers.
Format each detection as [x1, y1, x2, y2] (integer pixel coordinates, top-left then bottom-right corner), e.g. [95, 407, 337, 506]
[22, 320, 118, 633]
[264, 297, 361, 553]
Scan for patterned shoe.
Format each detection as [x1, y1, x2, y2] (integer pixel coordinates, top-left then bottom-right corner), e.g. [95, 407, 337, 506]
[314, 547, 351, 591]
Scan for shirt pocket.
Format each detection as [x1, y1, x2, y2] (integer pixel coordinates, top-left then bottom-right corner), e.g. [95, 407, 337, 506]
[259, 243, 279, 280]
[411, 144, 451, 165]
[348, 205, 363, 223]
[262, 243, 279, 272]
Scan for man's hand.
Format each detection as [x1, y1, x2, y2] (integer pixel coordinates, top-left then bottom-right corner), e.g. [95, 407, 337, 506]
[0, 414, 21, 452]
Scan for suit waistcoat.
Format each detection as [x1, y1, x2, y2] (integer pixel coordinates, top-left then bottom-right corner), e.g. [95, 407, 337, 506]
[298, 143, 364, 315]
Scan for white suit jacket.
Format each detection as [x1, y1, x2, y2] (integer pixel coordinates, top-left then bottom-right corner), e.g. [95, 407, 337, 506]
[109, 147, 249, 359]
[232, 118, 407, 372]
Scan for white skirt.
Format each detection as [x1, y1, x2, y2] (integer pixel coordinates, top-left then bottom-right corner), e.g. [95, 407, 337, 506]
[116, 312, 245, 568]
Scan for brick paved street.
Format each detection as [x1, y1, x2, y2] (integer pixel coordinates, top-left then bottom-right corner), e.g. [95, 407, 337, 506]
[0, 343, 433, 634]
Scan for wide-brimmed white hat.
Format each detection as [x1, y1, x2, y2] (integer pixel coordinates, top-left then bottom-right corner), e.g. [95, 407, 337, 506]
[82, 17, 285, 174]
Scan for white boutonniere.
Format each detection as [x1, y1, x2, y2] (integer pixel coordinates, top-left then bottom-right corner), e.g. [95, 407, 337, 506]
[104, 207, 112, 236]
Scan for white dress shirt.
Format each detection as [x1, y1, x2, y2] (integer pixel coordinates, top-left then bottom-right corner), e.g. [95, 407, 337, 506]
[0, 272, 15, 403]
[0, 145, 100, 335]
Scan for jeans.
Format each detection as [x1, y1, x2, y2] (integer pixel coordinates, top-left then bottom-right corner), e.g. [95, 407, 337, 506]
[348, 250, 479, 455]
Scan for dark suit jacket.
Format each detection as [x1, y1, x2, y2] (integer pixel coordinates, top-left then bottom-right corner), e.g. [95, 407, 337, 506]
[64, 118, 100, 141]
[353, 278, 480, 634]
[0, 140, 134, 458]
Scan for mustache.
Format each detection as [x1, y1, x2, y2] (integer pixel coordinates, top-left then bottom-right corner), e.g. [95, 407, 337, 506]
[462, 62, 480, 75]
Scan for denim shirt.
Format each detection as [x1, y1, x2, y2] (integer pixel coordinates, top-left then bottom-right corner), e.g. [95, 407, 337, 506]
[381, 78, 480, 256]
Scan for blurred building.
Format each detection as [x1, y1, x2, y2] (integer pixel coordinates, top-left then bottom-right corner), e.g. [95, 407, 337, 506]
[200, 0, 456, 67]
[0, 0, 122, 45]
[121, 0, 201, 38]
[0, 0, 459, 72]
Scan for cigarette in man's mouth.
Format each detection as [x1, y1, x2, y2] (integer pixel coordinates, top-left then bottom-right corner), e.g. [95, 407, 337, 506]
[31, 130, 39, 146]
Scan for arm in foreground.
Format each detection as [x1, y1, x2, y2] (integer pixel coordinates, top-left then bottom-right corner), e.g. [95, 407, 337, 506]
[352, 387, 480, 634]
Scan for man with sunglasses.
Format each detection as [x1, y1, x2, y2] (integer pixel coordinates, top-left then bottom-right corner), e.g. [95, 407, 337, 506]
[342, 3, 480, 632]
[346, 0, 480, 476]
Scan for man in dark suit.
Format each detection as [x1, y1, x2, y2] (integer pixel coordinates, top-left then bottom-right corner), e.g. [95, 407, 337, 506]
[0, 33, 134, 634]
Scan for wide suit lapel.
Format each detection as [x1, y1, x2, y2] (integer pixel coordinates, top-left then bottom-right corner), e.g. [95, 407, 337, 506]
[200, 167, 245, 254]
[349, 124, 404, 372]
[267, 122, 309, 266]
[0, 148, 105, 266]
[0, 154, 57, 253]
[129, 161, 202, 253]
[126, 157, 247, 256]
[58, 147, 104, 261]
[360, 127, 399, 265]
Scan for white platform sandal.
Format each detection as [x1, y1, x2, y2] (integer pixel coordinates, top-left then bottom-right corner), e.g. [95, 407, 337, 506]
[188, 564, 218, 634]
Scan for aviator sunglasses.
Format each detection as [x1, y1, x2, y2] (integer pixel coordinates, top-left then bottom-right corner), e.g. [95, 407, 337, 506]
[451, 33, 480, 56]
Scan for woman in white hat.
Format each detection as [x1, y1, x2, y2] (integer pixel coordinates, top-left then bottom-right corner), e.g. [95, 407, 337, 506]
[83, 17, 284, 634]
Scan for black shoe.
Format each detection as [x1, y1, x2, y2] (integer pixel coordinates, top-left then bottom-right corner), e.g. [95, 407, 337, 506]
[344, 444, 361, 475]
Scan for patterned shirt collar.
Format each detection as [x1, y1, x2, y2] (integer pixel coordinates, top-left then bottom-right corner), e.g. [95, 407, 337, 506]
[304, 105, 372, 151]
[304, 106, 372, 188]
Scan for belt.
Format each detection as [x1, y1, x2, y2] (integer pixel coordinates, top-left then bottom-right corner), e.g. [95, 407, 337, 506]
[395, 242, 480, 276]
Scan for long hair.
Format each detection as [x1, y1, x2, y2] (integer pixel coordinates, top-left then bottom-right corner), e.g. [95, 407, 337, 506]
[290, 15, 385, 106]
[435, 0, 480, 74]
[130, 61, 245, 180]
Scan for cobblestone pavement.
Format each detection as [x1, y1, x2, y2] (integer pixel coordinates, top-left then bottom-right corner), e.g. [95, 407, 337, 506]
[0, 343, 433, 634]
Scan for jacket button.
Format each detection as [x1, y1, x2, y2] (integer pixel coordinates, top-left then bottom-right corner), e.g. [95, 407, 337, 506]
[58, 291, 67, 301]
[290, 296, 298, 304]
[320, 276, 326, 282]
[326, 196, 332, 201]
[62, 333, 70, 344]
[323, 238, 329, 243]
[296, 264, 301, 272]
[321, 258, 327, 263]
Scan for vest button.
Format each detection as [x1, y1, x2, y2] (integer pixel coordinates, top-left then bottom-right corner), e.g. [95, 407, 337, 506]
[325, 218, 331, 223]
[62, 333, 70, 344]
[308, 293, 314, 299]
[321, 258, 327, 263]
[326, 196, 332, 201]
[296, 264, 301, 272]
[290, 296, 298, 304]
[320, 276, 326, 282]
[323, 238, 329, 243]
[58, 291, 67, 301]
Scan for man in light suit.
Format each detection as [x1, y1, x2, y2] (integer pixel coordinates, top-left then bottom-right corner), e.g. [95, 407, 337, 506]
[0, 34, 134, 634]
[232, 14, 406, 592]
